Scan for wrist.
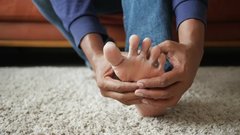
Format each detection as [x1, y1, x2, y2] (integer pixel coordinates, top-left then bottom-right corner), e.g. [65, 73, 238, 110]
[91, 54, 105, 71]
[185, 42, 204, 56]
[178, 19, 205, 50]
[178, 19, 205, 60]
[80, 33, 105, 71]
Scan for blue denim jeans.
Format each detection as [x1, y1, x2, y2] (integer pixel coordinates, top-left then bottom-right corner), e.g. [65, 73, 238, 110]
[122, 0, 173, 71]
[33, 0, 172, 71]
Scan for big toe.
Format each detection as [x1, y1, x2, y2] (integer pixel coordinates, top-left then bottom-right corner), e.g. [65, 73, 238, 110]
[103, 42, 124, 66]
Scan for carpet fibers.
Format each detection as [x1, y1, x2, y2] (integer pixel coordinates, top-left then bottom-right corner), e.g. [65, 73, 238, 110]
[0, 67, 239, 135]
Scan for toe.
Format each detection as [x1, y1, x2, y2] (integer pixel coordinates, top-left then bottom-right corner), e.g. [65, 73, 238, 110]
[149, 46, 161, 66]
[128, 35, 140, 57]
[140, 38, 151, 58]
[103, 42, 124, 66]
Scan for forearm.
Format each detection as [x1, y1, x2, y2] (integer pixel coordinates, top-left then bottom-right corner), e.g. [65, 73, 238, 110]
[177, 19, 205, 80]
[178, 19, 205, 56]
[50, 0, 107, 47]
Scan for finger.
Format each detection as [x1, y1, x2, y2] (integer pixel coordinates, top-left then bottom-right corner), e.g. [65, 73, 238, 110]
[128, 35, 140, 57]
[104, 91, 142, 105]
[158, 53, 166, 72]
[103, 76, 138, 92]
[142, 96, 181, 108]
[103, 42, 125, 66]
[137, 69, 180, 88]
[135, 89, 172, 99]
[135, 82, 183, 100]
[126, 99, 143, 105]
[140, 38, 151, 58]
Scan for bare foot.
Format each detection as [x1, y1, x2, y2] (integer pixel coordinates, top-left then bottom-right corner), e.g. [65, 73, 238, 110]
[103, 35, 165, 82]
[104, 35, 168, 116]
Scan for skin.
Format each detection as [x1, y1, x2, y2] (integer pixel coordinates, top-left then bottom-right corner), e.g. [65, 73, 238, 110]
[80, 19, 205, 117]
[80, 33, 142, 105]
[135, 19, 205, 116]
[103, 35, 168, 116]
[103, 35, 166, 82]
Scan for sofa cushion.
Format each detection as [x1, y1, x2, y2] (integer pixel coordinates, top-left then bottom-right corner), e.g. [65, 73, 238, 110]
[1, 0, 240, 23]
[0, 0, 46, 22]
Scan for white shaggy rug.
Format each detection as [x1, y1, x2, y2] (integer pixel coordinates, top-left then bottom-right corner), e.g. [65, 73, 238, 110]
[0, 67, 239, 135]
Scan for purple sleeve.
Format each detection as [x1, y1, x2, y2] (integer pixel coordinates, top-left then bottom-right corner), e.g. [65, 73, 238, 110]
[172, 0, 208, 29]
[50, 0, 107, 46]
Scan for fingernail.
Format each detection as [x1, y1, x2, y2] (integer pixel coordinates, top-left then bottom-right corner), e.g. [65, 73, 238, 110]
[137, 82, 144, 88]
[135, 92, 144, 97]
[142, 99, 149, 104]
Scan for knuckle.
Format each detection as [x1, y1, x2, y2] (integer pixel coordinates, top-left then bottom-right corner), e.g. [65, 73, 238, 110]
[164, 40, 171, 44]
[99, 89, 108, 97]
[159, 77, 168, 86]
[97, 80, 105, 89]
[163, 40, 172, 47]
[118, 94, 126, 101]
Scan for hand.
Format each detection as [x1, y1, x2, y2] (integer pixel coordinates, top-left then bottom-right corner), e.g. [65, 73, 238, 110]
[80, 33, 141, 106]
[94, 55, 142, 105]
[134, 19, 205, 110]
[135, 40, 203, 107]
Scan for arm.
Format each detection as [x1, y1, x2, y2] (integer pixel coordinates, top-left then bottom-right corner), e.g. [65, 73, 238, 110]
[50, 0, 107, 47]
[135, 19, 205, 116]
